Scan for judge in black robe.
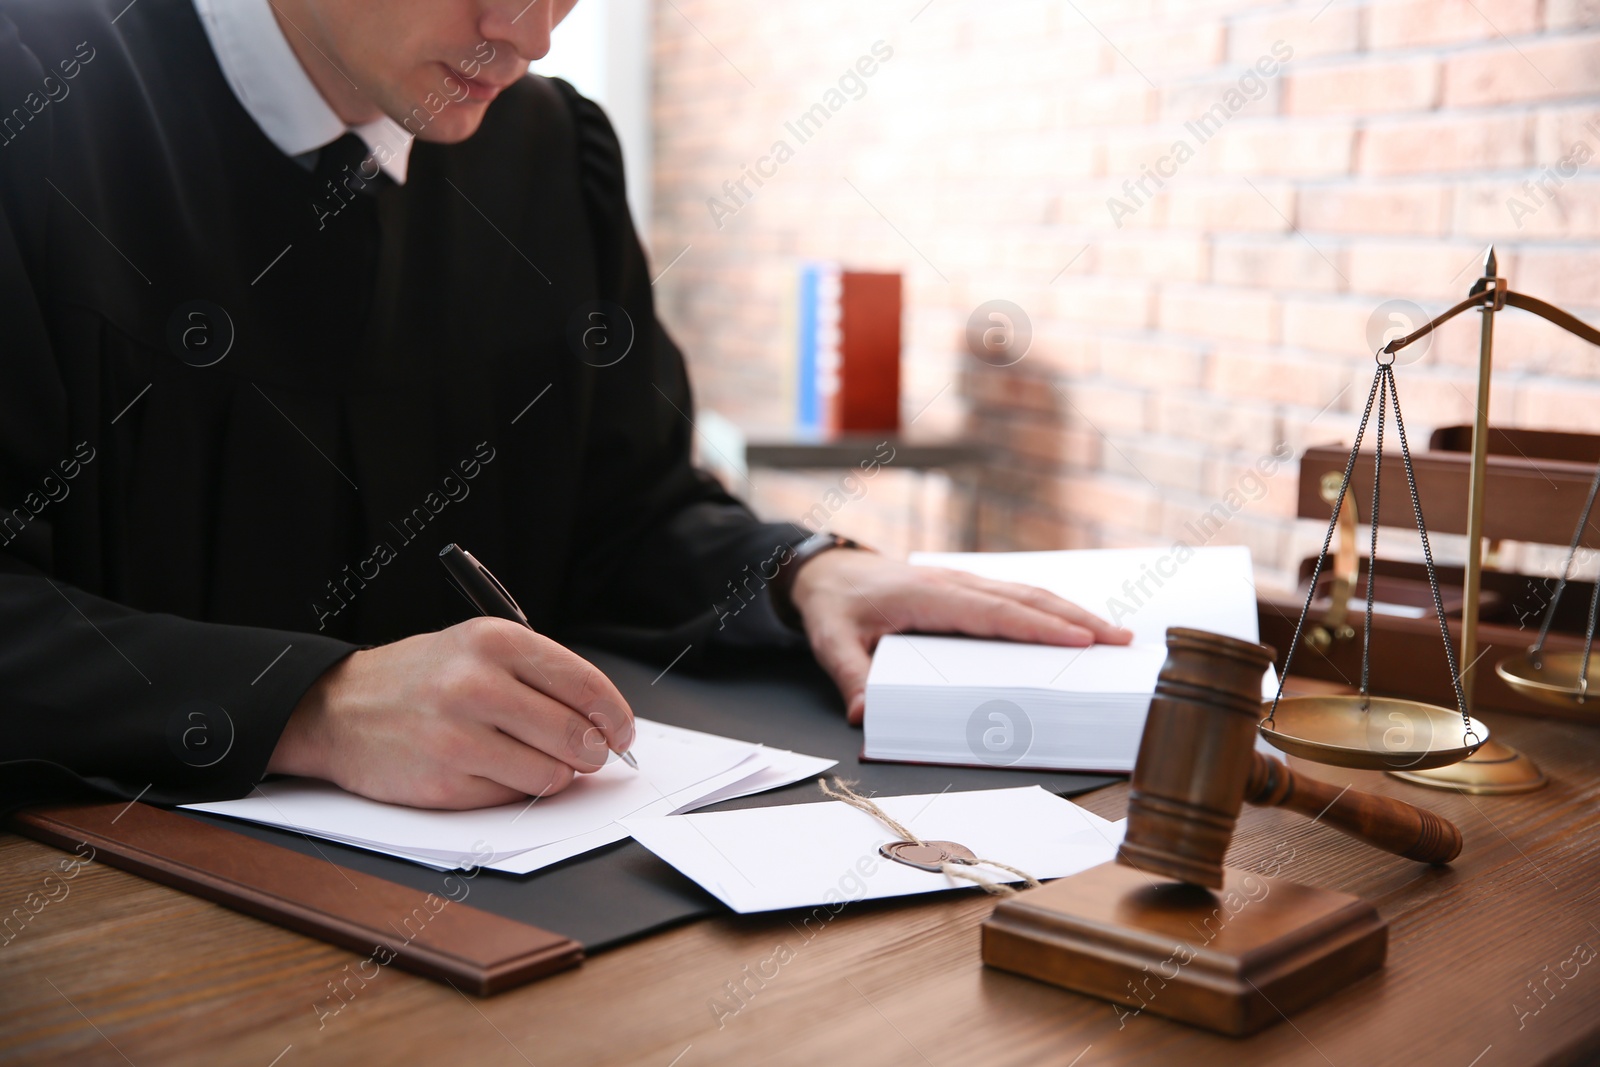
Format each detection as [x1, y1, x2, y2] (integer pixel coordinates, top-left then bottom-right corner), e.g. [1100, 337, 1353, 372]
[0, 0, 1126, 815]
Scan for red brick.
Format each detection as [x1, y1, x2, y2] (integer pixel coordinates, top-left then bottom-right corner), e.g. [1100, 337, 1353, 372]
[1118, 22, 1228, 76]
[1369, 0, 1541, 48]
[1347, 241, 1509, 300]
[1547, 0, 1600, 30]
[1152, 391, 1281, 453]
[1534, 103, 1600, 163]
[1515, 246, 1600, 307]
[1515, 378, 1600, 430]
[1042, 276, 1154, 329]
[1158, 284, 1280, 343]
[962, 368, 1062, 416]
[1025, 322, 1101, 376]
[1057, 184, 1160, 229]
[1162, 501, 1292, 571]
[1053, 473, 1164, 534]
[1060, 81, 1158, 127]
[1103, 130, 1213, 184]
[1003, 134, 1101, 180]
[1005, 508, 1097, 552]
[975, 413, 1100, 468]
[1165, 180, 1297, 231]
[1211, 236, 1348, 292]
[1389, 369, 1518, 427]
[1227, 7, 1358, 63]
[1114, 436, 1209, 491]
[1203, 449, 1301, 518]
[1284, 58, 1440, 116]
[1298, 183, 1451, 236]
[1212, 120, 1357, 177]
[1096, 234, 1209, 281]
[1358, 113, 1533, 175]
[1481, 308, 1600, 376]
[1098, 335, 1210, 387]
[1455, 178, 1600, 238]
[1281, 296, 1384, 355]
[1159, 72, 1282, 126]
[1207, 343, 1357, 407]
[1443, 34, 1600, 107]
[1054, 380, 1149, 433]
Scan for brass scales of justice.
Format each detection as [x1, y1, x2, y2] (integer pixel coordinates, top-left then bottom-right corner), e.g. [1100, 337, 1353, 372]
[1261, 246, 1600, 792]
[979, 249, 1598, 1035]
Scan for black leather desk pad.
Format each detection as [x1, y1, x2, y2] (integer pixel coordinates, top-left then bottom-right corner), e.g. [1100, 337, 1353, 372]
[182, 648, 1119, 952]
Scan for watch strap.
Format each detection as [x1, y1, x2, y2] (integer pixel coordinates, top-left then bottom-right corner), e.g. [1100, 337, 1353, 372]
[769, 532, 873, 630]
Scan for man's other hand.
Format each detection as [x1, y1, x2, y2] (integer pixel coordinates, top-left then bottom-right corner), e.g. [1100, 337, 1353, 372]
[789, 550, 1133, 725]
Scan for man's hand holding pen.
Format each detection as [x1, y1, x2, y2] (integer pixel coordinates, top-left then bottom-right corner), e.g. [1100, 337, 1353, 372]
[268, 617, 637, 810]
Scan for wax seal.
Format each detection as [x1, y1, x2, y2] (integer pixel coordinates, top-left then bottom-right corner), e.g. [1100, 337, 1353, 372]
[880, 839, 978, 873]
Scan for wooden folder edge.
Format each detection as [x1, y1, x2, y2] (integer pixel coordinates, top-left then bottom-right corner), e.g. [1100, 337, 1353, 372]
[10, 801, 583, 995]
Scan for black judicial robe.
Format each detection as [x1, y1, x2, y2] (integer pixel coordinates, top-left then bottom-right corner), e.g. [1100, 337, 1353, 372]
[0, 0, 807, 812]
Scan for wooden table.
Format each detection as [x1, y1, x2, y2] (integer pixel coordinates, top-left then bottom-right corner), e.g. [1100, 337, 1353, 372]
[3, 710, 1599, 1066]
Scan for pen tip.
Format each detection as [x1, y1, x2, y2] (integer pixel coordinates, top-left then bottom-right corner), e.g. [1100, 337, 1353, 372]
[620, 750, 639, 770]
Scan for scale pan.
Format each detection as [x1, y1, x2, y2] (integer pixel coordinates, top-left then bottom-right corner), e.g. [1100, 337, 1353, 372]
[1496, 651, 1600, 708]
[1259, 696, 1488, 771]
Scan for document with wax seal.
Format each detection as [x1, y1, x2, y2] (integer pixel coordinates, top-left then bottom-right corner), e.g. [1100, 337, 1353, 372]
[621, 786, 1126, 914]
[863, 547, 1276, 773]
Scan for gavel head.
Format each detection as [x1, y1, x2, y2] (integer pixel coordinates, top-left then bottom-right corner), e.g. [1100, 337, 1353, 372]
[1116, 627, 1276, 889]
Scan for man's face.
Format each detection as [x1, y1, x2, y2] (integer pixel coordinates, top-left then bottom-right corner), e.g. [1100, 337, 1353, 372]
[280, 0, 581, 142]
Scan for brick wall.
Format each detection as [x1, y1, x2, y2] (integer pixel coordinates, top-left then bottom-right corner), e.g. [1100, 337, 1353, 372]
[649, 0, 1600, 590]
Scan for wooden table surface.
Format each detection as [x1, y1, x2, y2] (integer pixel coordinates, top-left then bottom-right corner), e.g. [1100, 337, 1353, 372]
[3, 710, 1599, 1067]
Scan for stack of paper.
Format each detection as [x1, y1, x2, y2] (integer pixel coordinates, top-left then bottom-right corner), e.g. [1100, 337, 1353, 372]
[864, 546, 1275, 773]
[623, 785, 1126, 913]
[185, 719, 836, 873]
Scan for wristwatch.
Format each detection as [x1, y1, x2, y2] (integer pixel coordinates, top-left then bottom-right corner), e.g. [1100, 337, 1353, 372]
[769, 531, 874, 630]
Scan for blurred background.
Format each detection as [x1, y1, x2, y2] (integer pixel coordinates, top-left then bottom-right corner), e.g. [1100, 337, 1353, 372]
[540, 0, 1600, 595]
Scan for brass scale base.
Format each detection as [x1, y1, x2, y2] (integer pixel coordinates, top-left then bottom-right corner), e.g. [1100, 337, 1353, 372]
[1389, 739, 1546, 795]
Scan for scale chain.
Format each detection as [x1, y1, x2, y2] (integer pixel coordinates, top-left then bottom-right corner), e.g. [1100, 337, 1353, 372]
[1530, 448, 1600, 706]
[1271, 360, 1474, 739]
[1531, 461, 1600, 659]
[1580, 560, 1600, 700]
[1385, 368, 1473, 733]
[1268, 369, 1387, 725]
[1363, 367, 1387, 707]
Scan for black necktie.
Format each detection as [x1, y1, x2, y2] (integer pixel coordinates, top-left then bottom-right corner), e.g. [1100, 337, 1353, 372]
[314, 132, 388, 196]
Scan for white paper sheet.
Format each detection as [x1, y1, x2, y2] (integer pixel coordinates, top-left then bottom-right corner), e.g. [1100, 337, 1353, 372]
[186, 719, 761, 868]
[186, 722, 840, 873]
[323, 752, 774, 873]
[486, 748, 838, 874]
[669, 749, 840, 813]
[622, 786, 1126, 913]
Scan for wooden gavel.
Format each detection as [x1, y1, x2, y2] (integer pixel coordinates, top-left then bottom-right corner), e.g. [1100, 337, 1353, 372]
[1244, 748, 1460, 865]
[1117, 627, 1463, 889]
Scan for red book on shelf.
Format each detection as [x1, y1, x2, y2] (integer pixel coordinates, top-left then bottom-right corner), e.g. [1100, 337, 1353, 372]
[835, 271, 902, 433]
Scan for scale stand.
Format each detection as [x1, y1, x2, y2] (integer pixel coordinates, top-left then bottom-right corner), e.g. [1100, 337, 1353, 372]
[1258, 247, 1600, 792]
[1384, 247, 1600, 794]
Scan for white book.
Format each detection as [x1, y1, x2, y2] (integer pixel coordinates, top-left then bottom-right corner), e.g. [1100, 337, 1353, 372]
[862, 547, 1272, 773]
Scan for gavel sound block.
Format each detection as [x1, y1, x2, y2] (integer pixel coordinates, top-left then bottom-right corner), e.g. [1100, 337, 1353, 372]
[982, 628, 1464, 1036]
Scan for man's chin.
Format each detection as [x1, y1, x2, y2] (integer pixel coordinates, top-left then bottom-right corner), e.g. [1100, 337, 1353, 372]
[410, 107, 490, 145]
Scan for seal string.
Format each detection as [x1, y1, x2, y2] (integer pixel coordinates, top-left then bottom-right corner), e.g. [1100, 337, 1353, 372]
[817, 778, 1042, 896]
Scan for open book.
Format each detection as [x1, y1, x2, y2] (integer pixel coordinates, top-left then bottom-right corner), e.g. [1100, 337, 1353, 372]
[862, 546, 1273, 773]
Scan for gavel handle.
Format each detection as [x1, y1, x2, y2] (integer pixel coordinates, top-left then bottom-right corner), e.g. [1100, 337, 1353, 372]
[1245, 751, 1463, 865]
